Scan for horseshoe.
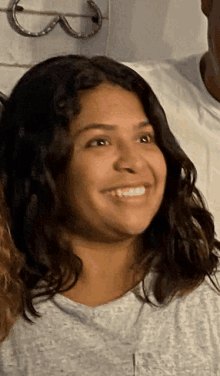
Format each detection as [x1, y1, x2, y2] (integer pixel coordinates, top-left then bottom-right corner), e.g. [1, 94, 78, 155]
[7, 0, 103, 39]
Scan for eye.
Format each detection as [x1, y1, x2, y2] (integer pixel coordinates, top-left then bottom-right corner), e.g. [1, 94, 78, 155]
[85, 133, 155, 148]
[139, 133, 155, 143]
[86, 138, 110, 148]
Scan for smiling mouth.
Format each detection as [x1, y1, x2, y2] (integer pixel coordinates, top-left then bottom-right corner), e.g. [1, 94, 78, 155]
[105, 186, 151, 203]
[106, 186, 146, 198]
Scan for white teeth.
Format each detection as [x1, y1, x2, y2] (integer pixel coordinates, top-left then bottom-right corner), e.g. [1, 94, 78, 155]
[107, 186, 146, 197]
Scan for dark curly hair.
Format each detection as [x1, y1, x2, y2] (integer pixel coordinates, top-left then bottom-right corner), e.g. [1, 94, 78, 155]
[0, 182, 25, 344]
[0, 54, 219, 335]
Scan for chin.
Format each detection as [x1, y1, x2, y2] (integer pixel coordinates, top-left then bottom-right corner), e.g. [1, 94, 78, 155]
[119, 224, 149, 236]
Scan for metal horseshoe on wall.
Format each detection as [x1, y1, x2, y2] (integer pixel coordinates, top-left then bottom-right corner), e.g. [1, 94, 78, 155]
[7, 0, 103, 39]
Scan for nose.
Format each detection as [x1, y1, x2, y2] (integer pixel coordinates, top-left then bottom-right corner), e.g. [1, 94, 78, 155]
[113, 141, 145, 173]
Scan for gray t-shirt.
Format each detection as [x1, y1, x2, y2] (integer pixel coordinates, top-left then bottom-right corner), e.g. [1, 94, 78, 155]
[1, 269, 220, 375]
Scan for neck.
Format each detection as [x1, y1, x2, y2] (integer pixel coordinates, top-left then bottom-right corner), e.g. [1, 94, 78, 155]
[200, 51, 220, 103]
[70, 234, 143, 284]
[60, 234, 145, 306]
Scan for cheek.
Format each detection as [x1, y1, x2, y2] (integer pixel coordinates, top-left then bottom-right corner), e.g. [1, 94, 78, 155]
[69, 164, 106, 197]
[152, 150, 167, 177]
[80, 156, 111, 183]
[156, 154, 167, 192]
[161, 155, 167, 179]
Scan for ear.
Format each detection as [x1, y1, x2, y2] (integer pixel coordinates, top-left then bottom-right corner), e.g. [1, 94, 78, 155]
[201, 0, 214, 17]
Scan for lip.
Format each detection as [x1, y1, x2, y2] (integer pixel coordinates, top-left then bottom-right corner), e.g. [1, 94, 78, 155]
[102, 182, 152, 193]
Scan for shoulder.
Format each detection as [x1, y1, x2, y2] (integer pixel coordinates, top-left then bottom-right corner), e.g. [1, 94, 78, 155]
[136, 272, 220, 374]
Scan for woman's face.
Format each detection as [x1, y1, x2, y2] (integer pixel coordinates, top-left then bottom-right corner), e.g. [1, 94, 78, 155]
[64, 83, 167, 243]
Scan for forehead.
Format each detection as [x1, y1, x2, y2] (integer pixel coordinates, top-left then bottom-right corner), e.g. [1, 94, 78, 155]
[78, 83, 139, 102]
[71, 84, 152, 137]
[77, 84, 146, 117]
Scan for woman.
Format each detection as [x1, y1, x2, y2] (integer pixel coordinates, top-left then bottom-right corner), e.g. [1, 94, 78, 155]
[0, 54, 219, 375]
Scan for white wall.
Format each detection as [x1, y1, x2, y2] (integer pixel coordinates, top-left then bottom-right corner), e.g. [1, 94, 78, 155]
[0, 0, 109, 96]
[0, 0, 208, 97]
[106, 0, 208, 61]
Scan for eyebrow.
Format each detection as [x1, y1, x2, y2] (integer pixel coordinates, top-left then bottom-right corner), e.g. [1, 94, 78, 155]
[74, 121, 153, 139]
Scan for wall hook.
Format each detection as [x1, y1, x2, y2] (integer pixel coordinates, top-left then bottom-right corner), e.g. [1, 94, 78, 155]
[7, 0, 103, 39]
